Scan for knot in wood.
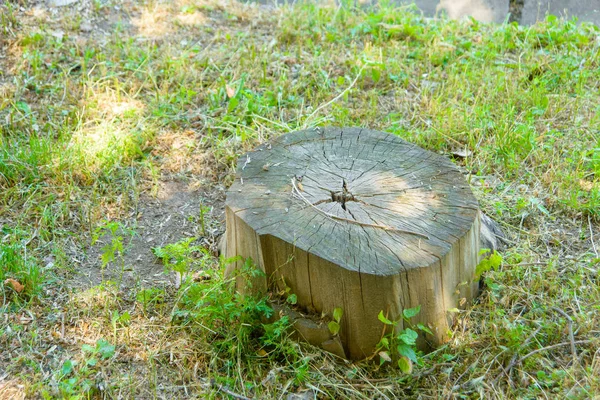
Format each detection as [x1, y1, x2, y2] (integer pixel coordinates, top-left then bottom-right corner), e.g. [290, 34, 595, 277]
[330, 180, 355, 210]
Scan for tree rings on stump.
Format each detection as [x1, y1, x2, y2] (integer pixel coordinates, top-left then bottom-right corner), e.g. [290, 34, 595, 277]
[224, 127, 480, 360]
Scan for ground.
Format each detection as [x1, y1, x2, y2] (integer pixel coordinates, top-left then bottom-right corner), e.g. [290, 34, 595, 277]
[72, 180, 224, 290]
[0, 0, 599, 399]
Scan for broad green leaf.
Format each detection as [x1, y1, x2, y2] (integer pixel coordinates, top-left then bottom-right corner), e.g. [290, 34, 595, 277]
[81, 344, 95, 353]
[416, 323, 433, 335]
[398, 356, 413, 374]
[97, 339, 115, 359]
[475, 251, 503, 278]
[119, 311, 131, 324]
[328, 321, 340, 336]
[333, 307, 343, 323]
[378, 310, 393, 325]
[62, 360, 74, 375]
[377, 337, 389, 349]
[15, 101, 31, 114]
[396, 344, 418, 363]
[152, 246, 166, 258]
[371, 67, 381, 83]
[489, 252, 503, 269]
[227, 96, 240, 112]
[403, 306, 421, 319]
[101, 250, 114, 268]
[287, 293, 297, 305]
[398, 328, 418, 346]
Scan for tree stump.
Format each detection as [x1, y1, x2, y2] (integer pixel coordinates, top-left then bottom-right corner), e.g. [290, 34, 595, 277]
[224, 127, 480, 360]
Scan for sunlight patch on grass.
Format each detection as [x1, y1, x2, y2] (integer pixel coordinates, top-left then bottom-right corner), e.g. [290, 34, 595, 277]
[153, 129, 216, 176]
[176, 11, 207, 27]
[65, 119, 147, 177]
[132, 5, 173, 38]
[86, 91, 145, 120]
[71, 285, 119, 310]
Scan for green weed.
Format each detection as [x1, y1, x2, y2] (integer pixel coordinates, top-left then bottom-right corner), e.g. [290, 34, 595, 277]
[376, 306, 431, 373]
[0, 232, 43, 301]
[92, 221, 134, 283]
[48, 339, 116, 399]
[171, 256, 301, 394]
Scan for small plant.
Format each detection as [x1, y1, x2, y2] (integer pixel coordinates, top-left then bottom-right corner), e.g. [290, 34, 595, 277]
[110, 310, 131, 340]
[376, 306, 431, 373]
[52, 339, 116, 398]
[172, 256, 298, 383]
[475, 250, 503, 279]
[153, 237, 210, 277]
[285, 291, 297, 305]
[328, 307, 343, 336]
[0, 238, 43, 301]
[0, 3, 19, 36]
[92, 221, 134, 283]
[136, 287, 166, 308]
[198, 205, 211, 236]
[280, 281, 297, 305]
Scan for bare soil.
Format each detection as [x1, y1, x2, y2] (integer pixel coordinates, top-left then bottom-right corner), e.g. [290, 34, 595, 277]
[69, 180, 225, 292]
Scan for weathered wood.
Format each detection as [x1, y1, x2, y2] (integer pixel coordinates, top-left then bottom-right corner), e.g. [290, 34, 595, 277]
[225, 127, 481, 360]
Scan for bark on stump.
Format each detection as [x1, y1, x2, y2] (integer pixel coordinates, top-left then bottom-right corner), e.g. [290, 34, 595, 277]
[225, 127, 480, 360]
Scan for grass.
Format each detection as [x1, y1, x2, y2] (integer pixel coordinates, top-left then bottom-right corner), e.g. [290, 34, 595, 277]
[0, 0, 599, 398]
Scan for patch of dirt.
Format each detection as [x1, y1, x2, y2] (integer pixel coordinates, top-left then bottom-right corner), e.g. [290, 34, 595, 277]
[69, 180, 225, 292]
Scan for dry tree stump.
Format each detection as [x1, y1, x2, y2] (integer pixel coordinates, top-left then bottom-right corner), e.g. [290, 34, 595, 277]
[224, 127, 480, 360]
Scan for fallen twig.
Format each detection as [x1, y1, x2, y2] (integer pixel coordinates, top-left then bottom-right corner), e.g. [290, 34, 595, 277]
[589, 215, 598, 257]
[519, 340, 593, 364]
[303, 63, 368, 128]
[211, 380, 252, 400]
[505, 262, 547, 267]
[552, 306, 579, 365]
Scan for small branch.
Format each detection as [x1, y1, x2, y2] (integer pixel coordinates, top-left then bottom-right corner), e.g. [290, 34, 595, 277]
[211, 380, 252, 400]
[551, 306, 578, 365]
[302, 63, 368, 128]
[504, 262, 547, 267]
[519, 340, 592, 364]
[291, 178, 429, 239]
[589, 215, 598, 257]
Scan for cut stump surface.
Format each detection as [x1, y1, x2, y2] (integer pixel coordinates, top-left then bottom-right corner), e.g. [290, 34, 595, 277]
[225, 127, 480, 359]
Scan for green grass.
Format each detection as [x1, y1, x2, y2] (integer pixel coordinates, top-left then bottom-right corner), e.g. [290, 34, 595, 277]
[0, 0, 599, 398]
